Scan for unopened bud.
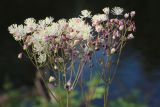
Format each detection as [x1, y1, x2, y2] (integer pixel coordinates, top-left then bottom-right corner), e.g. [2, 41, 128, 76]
[18, 53, 22, 59]
[127, 33, 134, 39]
[111, 48, 116, 54]
[130, 11, 136, 17]
[124, 13, 129, 18]
[23, 45, 27, 50]
[65, 81, 72, 91]
[54, 65, 58, 70]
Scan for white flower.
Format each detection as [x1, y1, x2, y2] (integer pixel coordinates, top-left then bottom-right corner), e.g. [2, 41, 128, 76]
[38, 20, 46, 29]
[58, 19, 67, 34]
[38, 53, 46, 63]
[111, 7, 124, 15]
[80, 10, 92, 18]
[92, 14, 108, 25]
[38, 17, 54, 29]
[130, 11, 136, 17]
[58, 19, 67, 28]
[45, 22, 59, 36]
[24, 18, 36, 26]
[68, 18, 92, 40]
[127, 33, 134, 39]
[24, 18, 37, 33]
[8, 24, 26, 41]
[103, 7, 110, 14]
[45, 17, 54, 25]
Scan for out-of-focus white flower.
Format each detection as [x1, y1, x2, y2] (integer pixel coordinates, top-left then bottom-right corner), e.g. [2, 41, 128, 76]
[58, 19, 67, 34]
[8, 24, 26, 41]
[38, 53, 46, 63]
[49, 76, 55, 82]
[24, 18, 36, 25]
[124, 13, 129, 18]
[92, 14, 108, 25]
[127, 33, 134, 39]
[80, 10, 92, 18]
[111, 7, 124, 15]
[24, 18, 37, 33]
[18, 53, 22, 59]
[103, 7, 110, 14]
[130, 11, 136, 17]
[8, 24, 18, 34]
[111, 48, 116, 54]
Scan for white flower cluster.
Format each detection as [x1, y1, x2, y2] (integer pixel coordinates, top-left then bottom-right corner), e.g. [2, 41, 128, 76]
[68, 18, 92, 40]
[8, 6, 136, 64]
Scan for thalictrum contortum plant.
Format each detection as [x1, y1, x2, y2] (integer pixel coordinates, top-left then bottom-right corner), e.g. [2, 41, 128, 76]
[8, 6, 135, 103]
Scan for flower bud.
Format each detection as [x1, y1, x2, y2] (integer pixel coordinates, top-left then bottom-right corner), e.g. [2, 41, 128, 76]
[127, 33, 134, 39]
[18, 53, 22, 59]
[54, 65, 58, 70]
[124, 13, 129, 18]
[111, 48, 116, 54]
[130, 11, 136, 17]
[103, 7, 110, 14]
[65, 81, 72, 91]
[23, 45, 27, 50]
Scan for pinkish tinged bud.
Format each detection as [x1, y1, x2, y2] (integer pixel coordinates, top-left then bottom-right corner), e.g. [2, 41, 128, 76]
[124, 13, 129, 18]
[112, 36, 116, 39]
[130, 11, 136, 17]
[119, 21, 123, 26]
[18, 53, 22, 59]
[110, 19, 114, 23]
[23, 45, 27, 50]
